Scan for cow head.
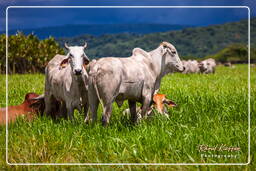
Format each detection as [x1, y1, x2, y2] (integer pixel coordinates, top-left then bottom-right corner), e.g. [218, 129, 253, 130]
[60, 42, 90, 75]
[24, 93, 45, 115]
[198, 61, 208, 72]
[160, 42, 185, 73]
[153, 93, 177, 114]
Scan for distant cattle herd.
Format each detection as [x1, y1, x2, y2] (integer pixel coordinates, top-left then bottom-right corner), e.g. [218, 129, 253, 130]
[0, 41, 236, 126]
[182, 58, 217, 74]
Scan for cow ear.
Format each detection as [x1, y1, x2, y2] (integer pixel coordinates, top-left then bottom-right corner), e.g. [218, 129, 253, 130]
[64, 42, 69, 50]
[83, 42, 87, 49]
[161, 45, 168, 55]
[59, 57, 70, 69]
[83, 56, 90, 65]
[29, 100, 44, 115]
[164, 99, 177, 107]
[29, 99, 40, 108]
[83, 57, 90, 69]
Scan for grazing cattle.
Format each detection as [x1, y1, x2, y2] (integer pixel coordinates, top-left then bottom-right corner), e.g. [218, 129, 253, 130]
[182, 60, 200, 74]
[199, 58, 216, 74]
[123, 93, 177, 118]
[87, 41, 184, 126]
[44, 42, 90, 120]
[0, 93, 44, 125]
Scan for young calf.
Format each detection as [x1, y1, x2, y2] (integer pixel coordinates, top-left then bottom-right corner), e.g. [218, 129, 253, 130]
[0, 93, 45, 125]
[123, 93, 177, 118]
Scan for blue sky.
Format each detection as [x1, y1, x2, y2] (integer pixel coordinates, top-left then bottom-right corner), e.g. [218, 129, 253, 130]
[0, 0, 255, 31]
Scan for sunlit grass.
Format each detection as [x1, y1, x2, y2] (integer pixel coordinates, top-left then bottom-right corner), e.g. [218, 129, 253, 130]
[0, 64, 255, 169]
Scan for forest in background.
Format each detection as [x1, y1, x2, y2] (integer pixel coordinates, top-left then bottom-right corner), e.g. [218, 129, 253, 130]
[0, 18, 255, 73]
[57, 18, 255, 59]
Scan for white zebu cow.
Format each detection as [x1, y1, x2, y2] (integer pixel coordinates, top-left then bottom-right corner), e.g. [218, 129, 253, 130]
[199, 58, 216, 74]
[87, 41, 184, 126]
[182, 60, 200, 74]
[44, 43, 90, 120]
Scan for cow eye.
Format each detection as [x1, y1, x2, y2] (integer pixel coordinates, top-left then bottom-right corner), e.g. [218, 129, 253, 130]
[171, 50, 176, 55]
[69, 54, 74, 58]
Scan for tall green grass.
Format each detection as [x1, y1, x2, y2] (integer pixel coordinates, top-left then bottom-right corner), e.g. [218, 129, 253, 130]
[0, 65, 255, 169]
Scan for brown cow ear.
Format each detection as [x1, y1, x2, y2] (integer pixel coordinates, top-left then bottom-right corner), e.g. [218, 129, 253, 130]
[164, 99, 177, 107]
[83, 57, 90, 69]
[59, 57, 69, 69]
[29, 100, 41, 108]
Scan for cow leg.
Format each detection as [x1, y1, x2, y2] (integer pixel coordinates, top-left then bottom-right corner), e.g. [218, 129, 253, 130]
[102, 103, 112, 126]
[60, 102, 67, 119]
[44, 95, 54, 118]
[140, 95, 152, 119]
[66, 103, 74, 120]
[67, 108, 74, 120]
[84, 102, 90, 123]
[89, 96, 99, 124]
[128, 100, 137, 123]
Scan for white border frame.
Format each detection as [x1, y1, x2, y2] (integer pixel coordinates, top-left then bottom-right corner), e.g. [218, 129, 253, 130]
[5, 6, 251, 166]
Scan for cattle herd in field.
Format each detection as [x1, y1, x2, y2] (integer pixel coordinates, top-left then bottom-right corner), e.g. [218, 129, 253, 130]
[182, 58, 217, 74]
[1, 41, 221, 126]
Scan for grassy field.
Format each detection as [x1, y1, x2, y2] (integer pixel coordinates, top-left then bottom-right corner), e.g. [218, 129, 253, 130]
[0, 65, 255, 170]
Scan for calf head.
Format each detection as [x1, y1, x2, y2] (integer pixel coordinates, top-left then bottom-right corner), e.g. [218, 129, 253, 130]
[60, 42, 90, 75]
[153, 93, 177, 114]
[160, 42, 184, 73]
[25, 93, 45, 115]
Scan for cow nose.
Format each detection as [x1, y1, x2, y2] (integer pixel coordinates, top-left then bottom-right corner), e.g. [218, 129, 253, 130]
[74, 69, 82, 75]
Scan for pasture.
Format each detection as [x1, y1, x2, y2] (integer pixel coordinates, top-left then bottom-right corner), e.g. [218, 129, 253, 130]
[0, 65, 255, 169]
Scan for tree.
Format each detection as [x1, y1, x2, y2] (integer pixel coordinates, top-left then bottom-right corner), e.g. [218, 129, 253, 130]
[0, 32, 64, 74]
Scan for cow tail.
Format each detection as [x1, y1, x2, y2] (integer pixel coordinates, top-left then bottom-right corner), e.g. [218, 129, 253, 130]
[92, 75, 104, 109]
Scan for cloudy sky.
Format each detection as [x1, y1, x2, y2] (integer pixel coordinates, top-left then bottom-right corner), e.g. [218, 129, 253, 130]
[0, 0, 255, 31]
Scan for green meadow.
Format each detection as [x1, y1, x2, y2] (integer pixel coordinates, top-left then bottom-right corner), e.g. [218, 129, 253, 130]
[0, 65, 255, 170]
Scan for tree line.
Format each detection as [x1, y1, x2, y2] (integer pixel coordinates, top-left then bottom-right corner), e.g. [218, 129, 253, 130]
[0, 32, 64, 74]
[57, 18, 255, 59]
[0, 17, 255, 74]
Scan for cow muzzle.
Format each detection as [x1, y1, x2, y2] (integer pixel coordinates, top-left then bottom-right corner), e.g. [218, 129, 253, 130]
[175, 64, 185, 72]
[182, 66, 186, 72]
[74, 69, 82, 75]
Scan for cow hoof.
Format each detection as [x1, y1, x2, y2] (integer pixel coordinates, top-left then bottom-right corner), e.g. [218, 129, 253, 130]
[102, 121, 108, 127]
[102, 118, 109, 127]
[84, 119, 91, 124]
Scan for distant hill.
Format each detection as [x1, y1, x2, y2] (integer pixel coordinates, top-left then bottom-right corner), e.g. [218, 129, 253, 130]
[56, 18, 255, 58]
[205, 44, 256, 63]
[5, 24, 191, 39]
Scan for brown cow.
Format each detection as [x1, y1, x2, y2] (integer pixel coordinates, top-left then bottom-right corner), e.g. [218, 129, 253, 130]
[123, 93, 177, 118]
[152, 93, 177, 115]
[0, 92, 45, 125]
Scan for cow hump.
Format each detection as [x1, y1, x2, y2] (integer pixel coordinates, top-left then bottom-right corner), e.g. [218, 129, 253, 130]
[132, 48, 149, 58]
